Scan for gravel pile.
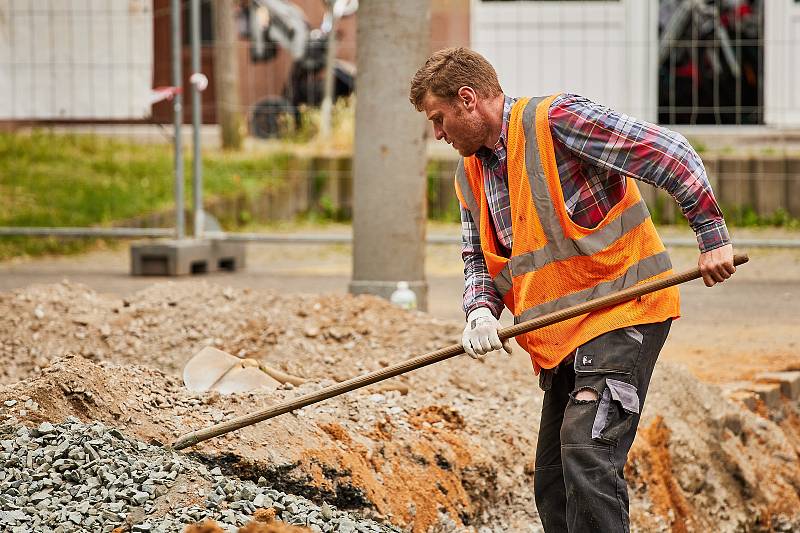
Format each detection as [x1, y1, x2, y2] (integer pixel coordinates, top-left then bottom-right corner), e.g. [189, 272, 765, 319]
[0, 352, 541, 532]
[0, 417, 401, 533]
[2, 281, 800, 531]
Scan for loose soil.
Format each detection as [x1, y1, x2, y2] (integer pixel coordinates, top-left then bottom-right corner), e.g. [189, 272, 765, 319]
[1, 279, 800, 531]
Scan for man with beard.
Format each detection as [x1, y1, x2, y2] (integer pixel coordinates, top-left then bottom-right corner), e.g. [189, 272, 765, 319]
[409, 47, 735, 532]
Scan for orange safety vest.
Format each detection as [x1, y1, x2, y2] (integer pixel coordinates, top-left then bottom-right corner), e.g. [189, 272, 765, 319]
[454, 95, 680, 372]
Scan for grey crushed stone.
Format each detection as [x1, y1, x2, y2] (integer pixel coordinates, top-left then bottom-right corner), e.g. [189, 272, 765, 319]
[0, 417, 402, 533]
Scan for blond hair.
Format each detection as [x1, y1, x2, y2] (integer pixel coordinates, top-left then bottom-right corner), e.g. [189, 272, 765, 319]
[409, 47, 503, 111]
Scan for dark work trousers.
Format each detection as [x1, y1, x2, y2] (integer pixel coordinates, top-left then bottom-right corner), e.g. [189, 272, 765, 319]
[533, 319, 672, 532]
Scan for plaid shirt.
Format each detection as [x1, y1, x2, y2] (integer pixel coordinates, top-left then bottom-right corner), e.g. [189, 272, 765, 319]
[462, 93, 730, 318]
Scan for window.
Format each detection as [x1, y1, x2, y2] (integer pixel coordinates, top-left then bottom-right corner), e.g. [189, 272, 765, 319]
[658, 0, 763, 125]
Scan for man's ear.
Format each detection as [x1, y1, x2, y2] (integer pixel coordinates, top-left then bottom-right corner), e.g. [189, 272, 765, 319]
[457, 86, 478, 111]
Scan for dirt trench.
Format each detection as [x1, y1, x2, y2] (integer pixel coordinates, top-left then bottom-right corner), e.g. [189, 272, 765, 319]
[0, 280, 799, 531]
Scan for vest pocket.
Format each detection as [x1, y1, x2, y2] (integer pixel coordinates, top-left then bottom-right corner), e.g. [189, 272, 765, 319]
[591, 378, 640, 445]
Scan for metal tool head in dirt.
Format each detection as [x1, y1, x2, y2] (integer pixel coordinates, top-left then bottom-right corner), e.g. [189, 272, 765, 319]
[182, 346, 306, 394]
[172, 253, 750, 451]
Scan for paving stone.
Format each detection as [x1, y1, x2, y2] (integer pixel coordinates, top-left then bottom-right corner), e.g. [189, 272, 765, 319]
[756, 371, 800, 400]
[743, 382, 783, 409]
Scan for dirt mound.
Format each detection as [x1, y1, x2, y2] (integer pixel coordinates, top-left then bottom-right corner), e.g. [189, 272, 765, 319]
[1, 281, 800, 531]
[0, 353, 536, 531]
[629, 363, 800, 532]
[0, 280, 464, 385]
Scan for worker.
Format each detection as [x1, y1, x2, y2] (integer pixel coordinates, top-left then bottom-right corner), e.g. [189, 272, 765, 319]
[409, 47, 735, 532]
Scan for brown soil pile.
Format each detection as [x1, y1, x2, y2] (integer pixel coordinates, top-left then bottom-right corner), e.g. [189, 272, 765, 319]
[1, 280, 799, 531]
[629, 363, 800, 532]
[0, 280, 464, 385]
[0, 354, 517, 531]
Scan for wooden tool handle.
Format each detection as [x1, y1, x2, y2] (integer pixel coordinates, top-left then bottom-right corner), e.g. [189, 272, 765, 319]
[172, 253, 748, 450]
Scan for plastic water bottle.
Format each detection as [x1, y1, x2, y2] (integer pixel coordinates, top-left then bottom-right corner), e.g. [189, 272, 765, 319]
[390, 281, 417, 310]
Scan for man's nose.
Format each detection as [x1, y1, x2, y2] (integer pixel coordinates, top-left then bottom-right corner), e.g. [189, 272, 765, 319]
[433, 124, 445, 141]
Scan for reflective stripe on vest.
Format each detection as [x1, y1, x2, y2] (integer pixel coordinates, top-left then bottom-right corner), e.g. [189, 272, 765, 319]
[515, 97, 664, 281]
[455, 155, 514, 298]
[515, 250, 672, 322]
[455, 94, 679, 369]
[454, 98, 664, 304]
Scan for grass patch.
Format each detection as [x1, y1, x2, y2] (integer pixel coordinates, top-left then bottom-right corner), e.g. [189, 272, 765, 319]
[2, 127, 797, 261]
[0, 131, 290, 259]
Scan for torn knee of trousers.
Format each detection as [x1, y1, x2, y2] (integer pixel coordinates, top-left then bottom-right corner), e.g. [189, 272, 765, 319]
[569, 386, 600, 404]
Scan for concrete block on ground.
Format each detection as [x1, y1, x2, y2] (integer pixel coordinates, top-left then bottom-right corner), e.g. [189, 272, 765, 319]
[755, 371, 800, 400]
[726, 390, 758, 411]
[130, 239, 246, 276]
[741, 382, 783, 410]
[131, 239, 213, 276]
[210, 239, 246, 272]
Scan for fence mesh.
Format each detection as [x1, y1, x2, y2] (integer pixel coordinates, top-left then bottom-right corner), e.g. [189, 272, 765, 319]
[0, 0, 798, 251]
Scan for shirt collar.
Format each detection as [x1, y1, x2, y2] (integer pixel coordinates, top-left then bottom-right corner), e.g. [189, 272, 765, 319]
[475, 95, 517, 163]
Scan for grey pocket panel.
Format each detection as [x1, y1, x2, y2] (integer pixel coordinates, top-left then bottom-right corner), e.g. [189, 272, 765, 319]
[591, 379, 641, 444]
[591, 387, 611, 440]
[623, 326, 643, 344]
[606, 378, 640, 414]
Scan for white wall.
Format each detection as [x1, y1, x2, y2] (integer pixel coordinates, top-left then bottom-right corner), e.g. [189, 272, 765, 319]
[0, 0, 154, 119]
[765, 0, 800, 126]
[470, 0, 658, 122]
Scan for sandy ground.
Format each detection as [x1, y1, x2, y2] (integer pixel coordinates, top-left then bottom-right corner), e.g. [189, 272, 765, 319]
[1, 224, 800, 531]
[1, 224, 798, 385]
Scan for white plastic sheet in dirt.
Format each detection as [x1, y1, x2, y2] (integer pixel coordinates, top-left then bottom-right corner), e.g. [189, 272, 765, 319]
[0, 0, 154, 119]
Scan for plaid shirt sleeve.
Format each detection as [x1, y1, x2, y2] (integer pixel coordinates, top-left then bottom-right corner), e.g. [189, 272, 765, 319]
[549, 95, 730, 252]
[461, 204, 505, 319]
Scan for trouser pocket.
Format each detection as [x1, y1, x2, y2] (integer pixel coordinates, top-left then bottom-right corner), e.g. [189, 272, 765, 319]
[539, 368, 554, 392]
[591, 378, 640, 445]
[571, 326, 646, 446]
[574, 326, 644, 375]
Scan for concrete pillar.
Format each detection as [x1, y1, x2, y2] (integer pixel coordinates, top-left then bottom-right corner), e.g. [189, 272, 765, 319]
[349, 0, 431, 310]
[212, 0, 244, 150]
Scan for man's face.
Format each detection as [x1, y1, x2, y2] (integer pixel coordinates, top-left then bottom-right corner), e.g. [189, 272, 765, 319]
[421, 93, 485, 157]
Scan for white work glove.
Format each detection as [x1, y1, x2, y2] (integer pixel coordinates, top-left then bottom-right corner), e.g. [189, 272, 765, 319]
[462, 307, 512, 359]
